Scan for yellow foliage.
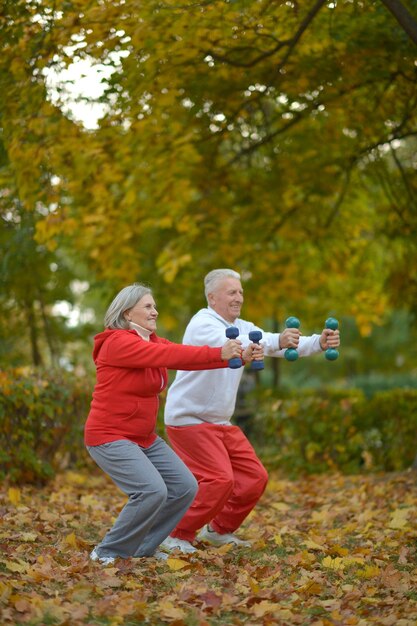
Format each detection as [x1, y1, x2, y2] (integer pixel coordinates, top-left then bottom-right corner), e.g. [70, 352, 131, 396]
[64, 532, 79, 548]
[252, 600, 282, 618]
[8, 487, 21, 506]
[248, 575, 260, 593]
[20, 533, 38, 542]
[322, 556, 345, 571]
[305, 539, 326, 551]
[272, 502, 290, 512]
[158, 600, 186, 619]
[2, 560, 28, 574]
[356, 565, 381, 579]
[216, 543, 233, 554]
[166, 557, 189, 571]
[388, 508, 411, 530]
[0, 581, 12, 603]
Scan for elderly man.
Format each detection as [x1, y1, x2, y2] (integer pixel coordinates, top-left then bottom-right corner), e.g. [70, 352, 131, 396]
[161, 269, 340, 554]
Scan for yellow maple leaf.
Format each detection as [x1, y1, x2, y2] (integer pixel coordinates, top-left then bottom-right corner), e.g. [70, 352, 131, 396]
[344, 556, 365, 566]
[356, 565, 380, 579]
[216, 543, 233, 554]
[299, 581, 323, 596]
[2, 560, 28, 573]
[65, 471, 87, 486]
[388, 508, 409, 530]
[253, 600, 281, 618]
[158, 600, 186, 619]
[20, 532, 38, 542]
[0, 582, 12, 603]
[322, 556, 345, 570]
[305, 539, 326, 551]
[331, 610, 344, 621]
[8, 487, 21, 506]
[331, 544, 348, 557]
[273, 534, 283, 546]
[311, 509, 330, 523]
[166, 557, 189, 571]
[64, 532, 78, 548]
[80, 494, 102, 508]
[272, 502, 290, 512]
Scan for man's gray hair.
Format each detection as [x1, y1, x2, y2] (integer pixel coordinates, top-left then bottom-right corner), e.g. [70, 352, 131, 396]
[204, 269, 241, 302]
[104, 283, 152, 329]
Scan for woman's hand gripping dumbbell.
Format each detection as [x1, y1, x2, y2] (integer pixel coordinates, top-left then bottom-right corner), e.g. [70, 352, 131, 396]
[247, 330, 264, 370]
[225, 327, 265, 369]
[225, 326, 243, 368]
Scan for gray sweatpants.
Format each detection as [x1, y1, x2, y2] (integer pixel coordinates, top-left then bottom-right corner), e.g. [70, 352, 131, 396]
[87, 437, 198, 558]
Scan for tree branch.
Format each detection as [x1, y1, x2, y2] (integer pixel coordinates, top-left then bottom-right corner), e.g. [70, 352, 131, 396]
[274, 0, 328, 75]
[203, 0, 328, 70]
[379, 0, 417, 46]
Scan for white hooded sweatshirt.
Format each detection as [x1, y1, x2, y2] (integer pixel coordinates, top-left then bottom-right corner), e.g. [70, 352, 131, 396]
[164, 307, 323, 427]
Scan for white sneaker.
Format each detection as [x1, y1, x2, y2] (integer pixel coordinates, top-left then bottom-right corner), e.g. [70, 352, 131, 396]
[90, 548, 116, 566]
[160, 536, 197, 554]
[153, 550, 169, 560]
[197, 525, 251, 547]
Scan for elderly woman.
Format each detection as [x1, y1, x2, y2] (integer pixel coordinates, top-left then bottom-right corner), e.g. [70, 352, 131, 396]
[85, 283, 253, 564]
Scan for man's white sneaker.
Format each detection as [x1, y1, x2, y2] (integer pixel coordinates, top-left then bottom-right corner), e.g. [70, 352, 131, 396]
[197, 525, 251, 547]
[90, 548, 116, 566]
[160, 536, 197, 554]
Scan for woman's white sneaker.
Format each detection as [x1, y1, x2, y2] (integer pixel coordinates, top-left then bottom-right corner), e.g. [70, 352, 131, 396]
[160, 536, 197, 554]
[90, 548, 116, 565]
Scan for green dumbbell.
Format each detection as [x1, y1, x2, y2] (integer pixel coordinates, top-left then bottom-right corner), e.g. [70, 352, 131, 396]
[284, 316, 300, 361]
[324, 317, 339, 361]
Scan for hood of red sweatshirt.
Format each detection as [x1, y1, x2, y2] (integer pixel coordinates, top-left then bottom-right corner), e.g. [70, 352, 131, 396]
[92, 329, 122, 364]
[92, 328, 159, 364]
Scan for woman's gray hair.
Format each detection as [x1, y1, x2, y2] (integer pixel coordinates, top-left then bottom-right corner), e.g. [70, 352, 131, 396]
[104, 283, 152, 329]
[204, 269, 241, 302]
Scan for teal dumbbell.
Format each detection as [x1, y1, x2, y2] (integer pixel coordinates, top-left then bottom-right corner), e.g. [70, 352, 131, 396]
[284, 316, 300, 362]
[324, 317, 339, 361]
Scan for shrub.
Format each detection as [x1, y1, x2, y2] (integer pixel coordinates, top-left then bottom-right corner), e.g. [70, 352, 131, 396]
[3, 366, 417, 483]
[0, 368, 92, 484]
[355, 388, 417, 471]
[251, 387, 417, 475]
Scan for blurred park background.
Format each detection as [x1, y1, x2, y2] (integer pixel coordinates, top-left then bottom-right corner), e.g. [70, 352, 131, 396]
[1, 0, 417, 484]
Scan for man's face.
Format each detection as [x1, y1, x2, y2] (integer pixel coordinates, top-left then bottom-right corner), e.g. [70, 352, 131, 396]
[208, 277, 244, 323]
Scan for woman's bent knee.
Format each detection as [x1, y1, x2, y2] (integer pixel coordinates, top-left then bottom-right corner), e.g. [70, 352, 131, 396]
[130, 482, 168, 508]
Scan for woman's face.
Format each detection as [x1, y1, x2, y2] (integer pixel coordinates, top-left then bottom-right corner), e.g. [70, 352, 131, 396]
[125, 294, 158, 332]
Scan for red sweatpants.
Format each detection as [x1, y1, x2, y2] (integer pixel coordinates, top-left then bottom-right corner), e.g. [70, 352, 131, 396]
[166, 423, 268, 542]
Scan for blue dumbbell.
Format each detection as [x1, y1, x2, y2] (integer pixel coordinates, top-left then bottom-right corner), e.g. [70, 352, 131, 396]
[284, 316, 300, 362]
[248, 330, 264, 370]
[225, 326, 242, 369]
[324, 317, 339, 361]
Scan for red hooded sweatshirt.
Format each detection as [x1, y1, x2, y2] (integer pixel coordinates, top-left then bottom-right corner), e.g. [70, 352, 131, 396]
[84, 329, 227, 447]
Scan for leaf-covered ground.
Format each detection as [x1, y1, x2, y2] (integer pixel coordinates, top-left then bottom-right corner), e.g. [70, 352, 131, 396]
[1, 468, 416, 626]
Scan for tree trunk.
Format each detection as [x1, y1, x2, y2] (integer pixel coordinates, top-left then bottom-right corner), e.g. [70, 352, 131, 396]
[271, 317, 281, 388]
[38, 291, 59, 366]
[25, 300, 43, 366]
[380, 0, 417, 46]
